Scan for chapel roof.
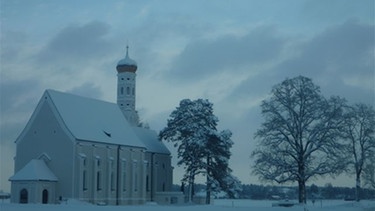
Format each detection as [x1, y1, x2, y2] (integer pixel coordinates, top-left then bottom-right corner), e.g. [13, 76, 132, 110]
[133, 127, 171, 154]
[45, 89, 146, 148]
[9, 159, 58, 181]
[43, 89, 170, 154]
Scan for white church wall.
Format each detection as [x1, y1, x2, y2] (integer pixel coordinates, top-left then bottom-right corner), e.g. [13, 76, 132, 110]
[154, 154, 173, 193]
[118, 146, 146, 205]
[14, 99, 74, 200]
[75, 142, 119, 205]
[144, 152, 173, 202]
[11, 181, 57, 204]
[75, 142, 147, 205]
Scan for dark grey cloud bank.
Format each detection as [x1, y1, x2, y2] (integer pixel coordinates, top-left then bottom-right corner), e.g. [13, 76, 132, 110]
[166, 25, 285, 82]
[36, 21, 116, 66]
[165, 19, 374, 106]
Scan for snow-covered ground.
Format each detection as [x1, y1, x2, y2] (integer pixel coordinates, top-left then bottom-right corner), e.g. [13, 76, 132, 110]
[1, 199, 374, 211]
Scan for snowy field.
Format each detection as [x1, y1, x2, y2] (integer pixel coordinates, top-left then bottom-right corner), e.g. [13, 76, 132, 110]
[1, 199, 374, 211]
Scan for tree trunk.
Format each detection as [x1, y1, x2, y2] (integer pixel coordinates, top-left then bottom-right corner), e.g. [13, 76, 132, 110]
[298, 180, 306, 204]
[355, 175, 361, 202]
[206, 155, 211, 204]
[298, 155, 306, 204]
[188, 174, 195, 203]
[206, 177, 211, 204]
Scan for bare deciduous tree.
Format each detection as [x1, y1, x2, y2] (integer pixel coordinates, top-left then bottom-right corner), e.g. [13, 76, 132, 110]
[252, 76, 346, 203]
[341, 104, 375, 201]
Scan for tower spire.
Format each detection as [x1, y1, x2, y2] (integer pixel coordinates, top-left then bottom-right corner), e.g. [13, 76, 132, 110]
[116, 46, 139, 126]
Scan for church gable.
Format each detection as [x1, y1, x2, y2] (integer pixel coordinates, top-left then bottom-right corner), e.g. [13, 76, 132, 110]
[14, 92, 75, 172]
[15, 91, 74, 145]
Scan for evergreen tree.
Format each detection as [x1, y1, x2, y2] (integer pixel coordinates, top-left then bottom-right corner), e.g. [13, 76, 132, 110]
[159, 99, 241, 203]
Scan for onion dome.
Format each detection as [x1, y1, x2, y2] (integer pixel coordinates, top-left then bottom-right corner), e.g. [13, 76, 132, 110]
[117, 46, 137, 73]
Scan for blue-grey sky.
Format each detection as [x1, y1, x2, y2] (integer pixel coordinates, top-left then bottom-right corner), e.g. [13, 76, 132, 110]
[1, 0, 374, 192]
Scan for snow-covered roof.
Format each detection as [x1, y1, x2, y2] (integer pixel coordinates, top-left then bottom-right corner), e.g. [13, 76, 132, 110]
[133, 127, 171, 154]
[9, 159, 58, 181]
[46, 89, 146, 148]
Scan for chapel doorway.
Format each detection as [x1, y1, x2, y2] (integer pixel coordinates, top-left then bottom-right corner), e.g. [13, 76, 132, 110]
[20, 189, 28, 204]
[42, 189, 48, 204]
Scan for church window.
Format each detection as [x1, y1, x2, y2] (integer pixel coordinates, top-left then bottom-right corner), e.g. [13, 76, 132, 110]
[122, 160, 126, 191]
[83, 170, 87, 191]
[97, 171, 102, 191]
[122, 172, 126, 191]
[133, 161, 138, 192]
[126, 87, 130, 95]
[20, 189, 28, 204]
[42, 189, 48, 204]
[111, 172, 115, 191]
[146, 175, 149, 192]
[120, 87, 124, 95]
[132, 88, 135, 95]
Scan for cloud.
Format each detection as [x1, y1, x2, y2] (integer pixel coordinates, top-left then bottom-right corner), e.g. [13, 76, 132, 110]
[68, 82, 103, 99]
[272, 20, 374, 103]
[36, 21, 115, 66]
[165, 25, 286, 82]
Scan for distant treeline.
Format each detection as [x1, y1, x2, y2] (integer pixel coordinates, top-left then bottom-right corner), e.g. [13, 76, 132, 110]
[173, 183, 375, 200]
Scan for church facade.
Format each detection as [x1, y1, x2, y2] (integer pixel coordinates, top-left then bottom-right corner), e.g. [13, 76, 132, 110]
[9, 48, 179, 205]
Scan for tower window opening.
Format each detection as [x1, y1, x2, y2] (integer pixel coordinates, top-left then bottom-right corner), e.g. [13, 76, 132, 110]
[121, 78, 124, 80]
[132, 88, 135, 96]
[121, 87, 124, 95]
[126, 87, 130, 95]
[127, 78, 130, 80]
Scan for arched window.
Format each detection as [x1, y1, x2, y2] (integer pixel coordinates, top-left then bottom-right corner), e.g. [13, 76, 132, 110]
[120, 87, 124, 95]
[132, 88, 135, 96]
[20, 189, 28, 204]
[126, 87, 130, 95]
[42, 189, 48, 204]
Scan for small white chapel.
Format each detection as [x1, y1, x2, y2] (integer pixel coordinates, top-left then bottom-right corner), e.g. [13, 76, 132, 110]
[9, 47, 182, 205]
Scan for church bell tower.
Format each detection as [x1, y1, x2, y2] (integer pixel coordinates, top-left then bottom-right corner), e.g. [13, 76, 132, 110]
[116, 46, 139, 126]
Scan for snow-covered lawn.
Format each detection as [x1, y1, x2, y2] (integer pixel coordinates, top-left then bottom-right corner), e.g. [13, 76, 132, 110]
[1, 199, 374, 211]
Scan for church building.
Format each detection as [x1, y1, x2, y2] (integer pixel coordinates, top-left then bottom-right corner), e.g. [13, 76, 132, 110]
[9, 47, 181, 205]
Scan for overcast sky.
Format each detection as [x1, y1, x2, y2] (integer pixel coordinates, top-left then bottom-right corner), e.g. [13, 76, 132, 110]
[1, 0, 374, 192]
